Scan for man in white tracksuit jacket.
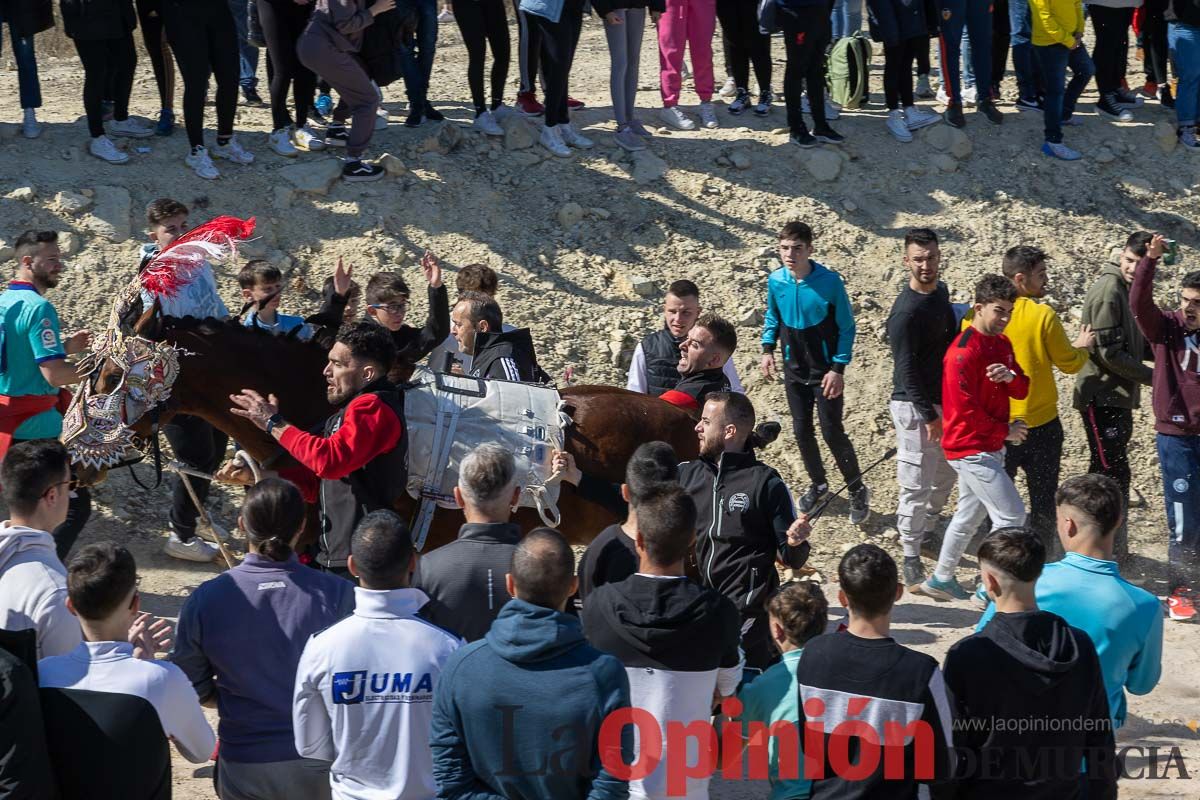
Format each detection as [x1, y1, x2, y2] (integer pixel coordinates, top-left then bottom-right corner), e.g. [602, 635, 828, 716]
[293, 511, 461, 800]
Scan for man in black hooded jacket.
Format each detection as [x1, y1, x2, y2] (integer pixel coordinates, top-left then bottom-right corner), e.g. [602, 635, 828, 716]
[678, 391, 811, 674]
[451, 290, 550, 383]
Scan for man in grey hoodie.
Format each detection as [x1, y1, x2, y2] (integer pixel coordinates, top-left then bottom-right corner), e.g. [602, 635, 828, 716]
[0, 440, 81, 658]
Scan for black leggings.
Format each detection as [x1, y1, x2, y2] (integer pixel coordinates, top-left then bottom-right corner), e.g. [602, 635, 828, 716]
[716, 0, 771, 92]
[521, 0, 582, 125]
[1143, 0, 1170, 83]
[162, 1, 240, 147]
[884, 35, 922, 109]
[1090, 5, 1133, 94]
[258, 0, 315, 130]
[164, 414, 228, 542]
[916, 33, 931, 75]
[454, 0, 510, 113]
[135, 0, 175, 109]
[73, 35, 138, 138]
[780, 5, 829, 133]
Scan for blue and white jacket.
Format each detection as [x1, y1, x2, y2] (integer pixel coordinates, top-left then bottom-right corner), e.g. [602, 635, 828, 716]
[761, 260, 856, 383]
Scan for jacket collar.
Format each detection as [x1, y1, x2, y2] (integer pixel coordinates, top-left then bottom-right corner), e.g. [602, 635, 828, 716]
[7, 281, 40, 294]
[353, 586, 430, 619]
[457, 521, 522, 544]
[336, 376, 396, 411]
[73, 640, 135, 662]
[238, 552, 302, 572]
[776, 259, 828, 284]
[702, 448, 759, 472]
[1060, 551, 1121, 577]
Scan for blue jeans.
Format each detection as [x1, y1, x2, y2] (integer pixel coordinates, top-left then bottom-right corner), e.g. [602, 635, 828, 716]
[1009, 0, 1041, 100]
[230, 0, 259, 89]
[830, 0, 862, 39]
[1034, 42, 1093, 143]
[1169, 22, 1200, 125]
[1157, 433, 1200, 590]
[0, 13, 41, 108]
[937, 0, 991, 103]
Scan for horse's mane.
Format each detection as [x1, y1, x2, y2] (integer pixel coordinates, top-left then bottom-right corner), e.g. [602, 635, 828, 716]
[158, 315, 331, 352]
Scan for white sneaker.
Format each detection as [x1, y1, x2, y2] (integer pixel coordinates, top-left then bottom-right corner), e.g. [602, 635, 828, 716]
[681, 60, 692, 81]
[292, 125, 327, 151]
[269, 126, 299, 157]
[540, 124, 571, 157]
[719, 76, 738, 99]
[89, 135, 129, 164]
[660, 106, 695, 130]
[185, 146, 220, 179]
[559, 122, 594, 148]
[21, 109, 41, 139]
[375, 108, 389, 131]
[699, 102, 718, 129]
[437, 7, 453, 20]
[904, 105, 941, 130]
[211, 136, 255, 165]
[472, 110, 504, 136]
[164, 531, 219, 562]
[491, 103, 515, 122]
[109, 117, 155, 138]
[963, 84, 978, 106]
[937, 85, 950, 105]
[614, 126, 646, 151]
[887, 109, 914, 142]
[800, 96, 841, 120]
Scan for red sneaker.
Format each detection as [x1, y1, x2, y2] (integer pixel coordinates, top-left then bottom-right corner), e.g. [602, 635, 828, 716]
[516, 92, 544, 116]
[567, 96, 585, 109]
[1140, 81, 1158, 98]
[1168, 589, 1196, 621]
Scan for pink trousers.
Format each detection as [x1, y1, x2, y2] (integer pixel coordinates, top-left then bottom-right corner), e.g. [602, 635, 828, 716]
[657, 0, 716, 106]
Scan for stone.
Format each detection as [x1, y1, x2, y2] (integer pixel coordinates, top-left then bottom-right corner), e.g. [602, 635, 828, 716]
[590, 207, 612, 220]
[842, 198, 858, 212]
[272, 186, 294, 209]
[1155, 120, 1178, 154]
[1093, 147, 1116, 164]
[905, 161, 926, 176]
[738, 308, 764, 327]
[6, 186, 34, 202]
[631, 276, 658, 297]
[0, 240, 12, 261]
[923, 124, 973, 159]
[84, 185, 132, 243]
[1120, 176, 1154, 197]
[279, 158, 343, 195]
[715, 154, 732, 167]
[502, 116, 537, 151]
[557, 201, 585, 228]
[802, 148, 842, 182]
[931, 153, 959, 173]
[59, 231, 82, 255]
[729, 149, 752, 170]
[629, 150, 669, 184]
[53, 191, 92, 214]
[420, 122, 464, 155]
[378, 152, 409, 176]
[508, 150, 542, 167]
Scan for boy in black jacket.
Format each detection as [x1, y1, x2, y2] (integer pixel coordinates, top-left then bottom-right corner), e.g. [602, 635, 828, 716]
[678, 391, 810, 674]
[941, 527, 1117, 799]
[364, 251, 451, 382]
[796, 544, 954, 799]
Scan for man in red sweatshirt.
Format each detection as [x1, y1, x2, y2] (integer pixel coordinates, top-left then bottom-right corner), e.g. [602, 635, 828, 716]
[1129, 233, 1200, 621]
[914, 275, 1031, 601]
[228, 322, 406, 579]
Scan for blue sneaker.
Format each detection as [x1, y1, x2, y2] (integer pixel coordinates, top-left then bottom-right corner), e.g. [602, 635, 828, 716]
[1041, 141, 1081, 161]
[972, 582, 990, 610]
[315, 93, 334, 117]
[155, 109, 174, 137]
[913, 575, 971, 602]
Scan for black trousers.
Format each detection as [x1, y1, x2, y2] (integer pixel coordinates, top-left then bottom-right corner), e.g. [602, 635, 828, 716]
[12, 438, 92, 562]
[884, 35, 922, 109]
[164, 414, 228, 542]
[1005, 416, 1063, 549]
[1081, 404, 1133, 559]
[780, 6, 830, 134]
[716, 0, 772, 92]
[521, 0, 582, 126]
[1090, 5, 1133, 94]
[1142, 0, 1170, 83]
[135, 0, 175, 109]
[991, 0, 1010, 94]
[258, 0, 316, 130]
[916, 34, 931, 75]
[454, 0, 510, 113]
[162, 0, 240, 147]
[513, 0, 542, 94]
[73, 35, 137, 138]
[784, 376, 865, 492]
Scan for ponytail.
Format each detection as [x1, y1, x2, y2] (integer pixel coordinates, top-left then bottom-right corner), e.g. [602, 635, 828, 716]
[241, 478, 305, 562]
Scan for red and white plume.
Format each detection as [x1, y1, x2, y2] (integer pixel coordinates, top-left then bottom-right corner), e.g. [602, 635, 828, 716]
[139, 216, 256, 298]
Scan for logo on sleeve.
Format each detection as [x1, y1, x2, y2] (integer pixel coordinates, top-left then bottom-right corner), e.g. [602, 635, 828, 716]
[728, 493, 750, 513]
[40, 326, 57, 348]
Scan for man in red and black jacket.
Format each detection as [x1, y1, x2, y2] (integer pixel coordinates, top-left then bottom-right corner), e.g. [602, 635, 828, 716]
[659, 314, 736, 411]
[230, 322, 407, 578]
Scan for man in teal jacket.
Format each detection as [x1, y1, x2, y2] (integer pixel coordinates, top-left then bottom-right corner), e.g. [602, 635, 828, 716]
[760, 220, 870, 525]
[977, 474, 1163, 730]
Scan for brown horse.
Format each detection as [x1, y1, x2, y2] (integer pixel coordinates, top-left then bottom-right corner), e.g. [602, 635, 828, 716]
[108, 315, 700, 551]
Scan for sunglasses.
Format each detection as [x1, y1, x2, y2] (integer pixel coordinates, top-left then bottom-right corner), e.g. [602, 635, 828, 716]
[41, 478, 77, 498]
[369, 302, 409, 315]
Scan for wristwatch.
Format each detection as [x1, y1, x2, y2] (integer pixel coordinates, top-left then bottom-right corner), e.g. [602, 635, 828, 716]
[266, 413, 285, 435]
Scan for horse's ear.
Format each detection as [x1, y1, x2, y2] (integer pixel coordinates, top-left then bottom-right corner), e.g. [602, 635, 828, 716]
[133, 296, 163, 340]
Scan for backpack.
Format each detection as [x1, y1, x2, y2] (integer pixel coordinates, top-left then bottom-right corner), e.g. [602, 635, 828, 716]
[826, 34, 872, 110]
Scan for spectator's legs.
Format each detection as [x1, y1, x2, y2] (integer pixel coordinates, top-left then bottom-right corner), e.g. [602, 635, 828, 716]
[207, 5, 242, 139]
[482, 0, 511, 109]
[686, 0, 716, 101]
[1063, 43, 1095, 120]
[1009, 0, 1039, 101]
[1157, 433, 1200, 592]
[163, 415, 228, 544]
[658, 0, 688, 107]
[815, 390, 862, 493]
[1081, 404, 1133, 560]
[937, 0, 968, 103]
[1169, 22, 1200, 127]
[784, 378, 827, 489]
[716, 0, 749, 91]
[934, 451, 1026, 582]
[1034, 43, 1068, 142]
[891, 401, 957, 558]
[1011, 418, 1064, 556]
[991, 0, 1010, 96]
[229, 0, 260, 92]
[745, 0, 772, 92]
[135, 0, 176, 110]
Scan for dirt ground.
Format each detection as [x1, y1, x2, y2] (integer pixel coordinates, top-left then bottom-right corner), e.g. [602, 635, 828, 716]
[5, 8, 1199, 798]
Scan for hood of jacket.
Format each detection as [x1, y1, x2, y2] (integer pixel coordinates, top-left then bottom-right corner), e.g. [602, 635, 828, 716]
[474, 327, 535, 363]
[0, 523, 59, 574]
[984, 611, 1081, 692]
[486, 597, 588, 663]
[590, 575, 729, 660]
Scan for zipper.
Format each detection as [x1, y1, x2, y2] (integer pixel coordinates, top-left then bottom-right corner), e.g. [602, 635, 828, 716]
[704, 455, 724, 586]
[746, 567, 757, 609]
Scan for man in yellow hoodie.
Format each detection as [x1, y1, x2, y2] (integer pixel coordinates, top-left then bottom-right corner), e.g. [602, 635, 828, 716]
[1030, 0, 1095, 160]
[966, 246, 1095, 551]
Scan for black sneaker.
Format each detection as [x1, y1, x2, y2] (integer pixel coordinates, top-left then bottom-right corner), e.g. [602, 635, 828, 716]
[342, 160, 385, 182]
[903, 557, 926, 589]
[324, 125, 348, 147]
[1161, 84, 1176, 109]
[1096, 94, 1133, 121]
[789, 129, 818, 149]
[849, 486, 871, 526]
[753, 89, 773, 116]
[424, 102, 445, 122]
[405, 109, 424, 128]
[242, 87, 266, 107]
[813, 125, 845, 144]
[728, 88, 751, 115]
[798, 483, 829, 513]
[1114, 87, 1143, 108]
[1014, 96, 1043, 112]
[978, 99, 1003, 125]
[943, 103, 966, 128]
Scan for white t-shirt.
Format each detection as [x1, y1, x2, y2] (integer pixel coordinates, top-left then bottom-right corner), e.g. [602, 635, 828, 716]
[0, 522, 81, 659]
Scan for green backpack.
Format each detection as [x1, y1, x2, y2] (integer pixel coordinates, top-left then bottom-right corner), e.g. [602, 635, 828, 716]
[826, 34, 872, 110]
